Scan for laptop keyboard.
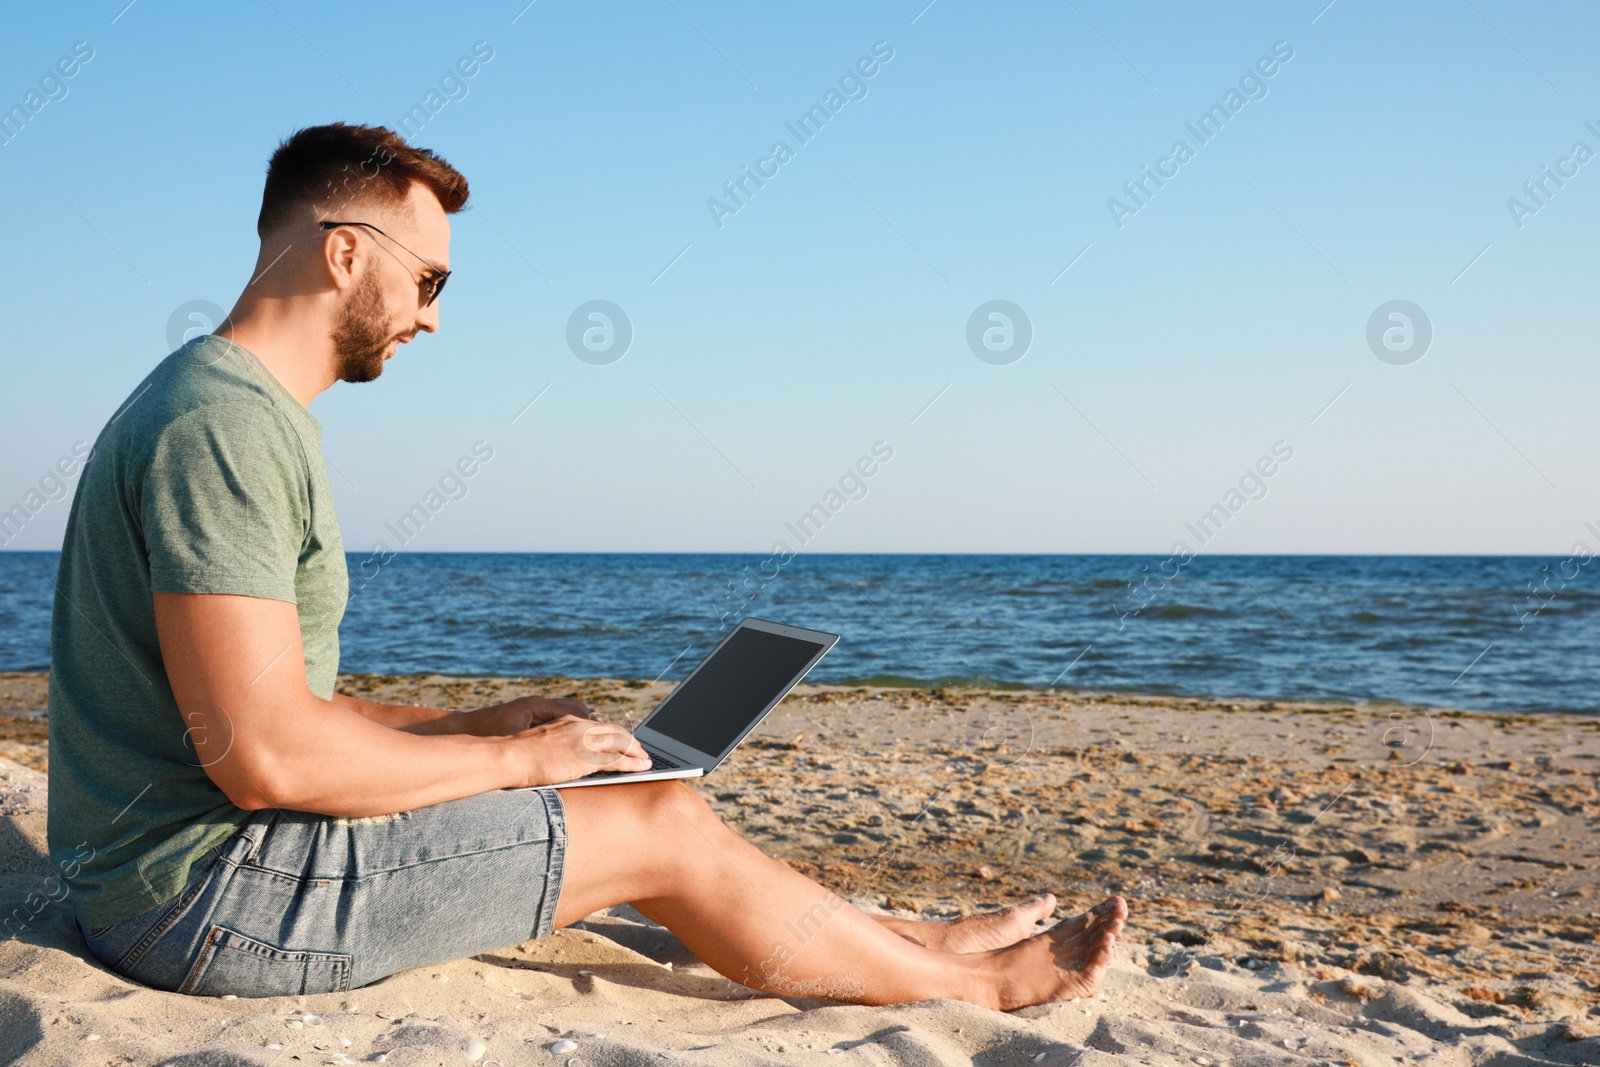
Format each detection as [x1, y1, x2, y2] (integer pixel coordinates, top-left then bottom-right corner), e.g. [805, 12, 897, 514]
[580, 747, 683, 779]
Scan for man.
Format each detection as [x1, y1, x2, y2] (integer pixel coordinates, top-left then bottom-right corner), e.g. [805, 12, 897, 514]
[47, 123, 1127, 1007]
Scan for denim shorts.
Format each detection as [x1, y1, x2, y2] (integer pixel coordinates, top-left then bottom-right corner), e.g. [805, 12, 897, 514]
[79, 786, 567, 998]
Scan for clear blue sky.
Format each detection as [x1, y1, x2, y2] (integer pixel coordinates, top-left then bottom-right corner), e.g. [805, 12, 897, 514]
[2, 0, 1596, 555]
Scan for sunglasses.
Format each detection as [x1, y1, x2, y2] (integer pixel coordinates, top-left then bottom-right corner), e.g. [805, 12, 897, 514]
[318, 220, 451, 307]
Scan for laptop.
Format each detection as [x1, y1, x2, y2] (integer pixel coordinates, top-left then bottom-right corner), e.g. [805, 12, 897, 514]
[545, 617, 839, 789]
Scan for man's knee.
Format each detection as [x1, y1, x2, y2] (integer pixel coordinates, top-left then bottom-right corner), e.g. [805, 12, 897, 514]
[573, 779, 721, 842]
[640, 779, 718, 825]
[643, 777, 713, 809]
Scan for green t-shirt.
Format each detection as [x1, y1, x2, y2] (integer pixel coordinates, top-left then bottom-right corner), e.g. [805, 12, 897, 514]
[47, 335, 347, 930]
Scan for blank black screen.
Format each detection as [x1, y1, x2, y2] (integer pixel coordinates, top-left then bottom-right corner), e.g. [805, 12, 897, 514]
[647, 627, 825, 755]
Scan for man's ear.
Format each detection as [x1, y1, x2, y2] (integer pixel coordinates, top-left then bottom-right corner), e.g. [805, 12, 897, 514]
[321, 227, 361, 292]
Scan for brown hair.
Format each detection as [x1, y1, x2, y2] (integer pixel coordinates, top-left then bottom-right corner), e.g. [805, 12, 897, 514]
[256, 122, 469, 235]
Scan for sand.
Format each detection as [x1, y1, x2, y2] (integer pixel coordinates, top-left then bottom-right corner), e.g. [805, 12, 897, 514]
[2, 671, 1597, 1065]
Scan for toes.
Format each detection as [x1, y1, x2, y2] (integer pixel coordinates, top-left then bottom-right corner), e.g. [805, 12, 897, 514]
[1053, 926, 1118, 972]
[1051, 914, 1111, 954]
[1058, 915, 1123, 960]
[1090, 895, 1128, 919]
[1077, 925, 1120, 965]
[993, 894, 1056, 930]
[1093, 907, 1125, 937]
[1044, 895, 1129, 956]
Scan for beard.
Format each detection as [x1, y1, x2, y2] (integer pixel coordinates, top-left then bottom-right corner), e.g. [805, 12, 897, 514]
[332, 269, 395, 384]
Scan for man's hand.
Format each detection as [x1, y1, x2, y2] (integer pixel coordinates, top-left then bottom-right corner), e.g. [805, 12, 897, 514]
[510, 714, 652, 786]
[458, 695, 593, 737]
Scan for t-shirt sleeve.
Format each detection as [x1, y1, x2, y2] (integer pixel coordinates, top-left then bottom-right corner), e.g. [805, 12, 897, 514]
[139, 401, 308, 603]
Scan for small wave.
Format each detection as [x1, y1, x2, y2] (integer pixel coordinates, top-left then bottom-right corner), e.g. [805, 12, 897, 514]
[1141, 604, 1229, 620]
[460, 623, 624, 639]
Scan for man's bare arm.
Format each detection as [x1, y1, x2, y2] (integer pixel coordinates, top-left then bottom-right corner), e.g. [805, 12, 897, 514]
[153, 592, 649, 817]
[328, 692, 462, 734]
[329, 690, 595, 737]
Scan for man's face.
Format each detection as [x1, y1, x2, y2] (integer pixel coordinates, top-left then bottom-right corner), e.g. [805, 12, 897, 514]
[331, 183, 451, 384]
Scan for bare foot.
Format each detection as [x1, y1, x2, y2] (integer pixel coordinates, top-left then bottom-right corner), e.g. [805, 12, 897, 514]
[880, 894, 1060, 953]
[985, 895, 1128, 1011]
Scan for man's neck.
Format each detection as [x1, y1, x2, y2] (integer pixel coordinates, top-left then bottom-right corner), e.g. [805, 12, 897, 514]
[215, 300, 336, 408]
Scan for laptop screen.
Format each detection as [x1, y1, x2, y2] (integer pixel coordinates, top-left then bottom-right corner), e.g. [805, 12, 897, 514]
[646, 626, 829, 756]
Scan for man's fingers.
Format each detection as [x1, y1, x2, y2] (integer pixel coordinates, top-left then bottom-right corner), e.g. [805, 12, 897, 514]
[516, 717, 651, 785]
[572, 722, 651, 769]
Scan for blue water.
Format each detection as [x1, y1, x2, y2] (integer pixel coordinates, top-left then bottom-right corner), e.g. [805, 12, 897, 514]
[3, 552, 1597, 714]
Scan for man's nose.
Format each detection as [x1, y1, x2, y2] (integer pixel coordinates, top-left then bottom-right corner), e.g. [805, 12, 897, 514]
[415, 301, 440, 334]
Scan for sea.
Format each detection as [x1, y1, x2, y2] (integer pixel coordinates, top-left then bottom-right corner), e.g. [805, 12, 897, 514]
[1, 552, 1596, 715]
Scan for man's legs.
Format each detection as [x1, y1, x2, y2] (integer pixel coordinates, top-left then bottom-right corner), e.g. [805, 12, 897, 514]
[554, 780, 1127, 1011]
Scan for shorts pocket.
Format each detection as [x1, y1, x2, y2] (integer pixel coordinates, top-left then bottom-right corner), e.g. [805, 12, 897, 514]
[179, 924, 351, 997]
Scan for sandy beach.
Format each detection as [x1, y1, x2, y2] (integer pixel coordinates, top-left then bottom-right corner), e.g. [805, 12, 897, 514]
[2, 670, 1597, 1065]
